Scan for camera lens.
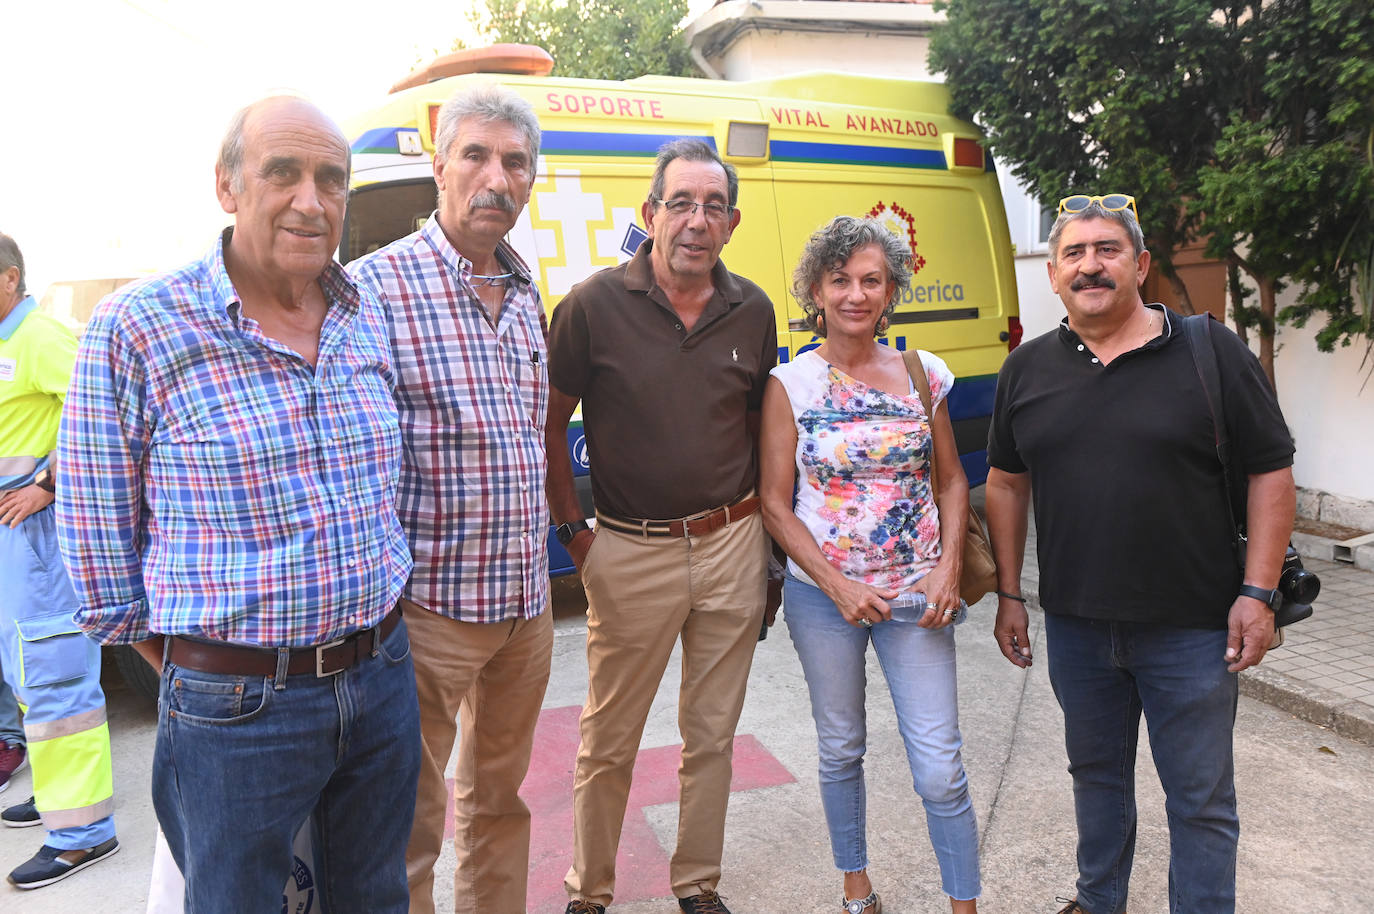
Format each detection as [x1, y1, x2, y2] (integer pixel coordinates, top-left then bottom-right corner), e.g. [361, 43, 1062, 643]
[1280, 567, 1321, 604]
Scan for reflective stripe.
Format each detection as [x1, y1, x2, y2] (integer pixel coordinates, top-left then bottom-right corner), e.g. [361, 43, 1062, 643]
[24, 705, 107, 742]
[0, 456, 38, 476]
[28, 721, 114, 824]
[37, 797, 117, 830]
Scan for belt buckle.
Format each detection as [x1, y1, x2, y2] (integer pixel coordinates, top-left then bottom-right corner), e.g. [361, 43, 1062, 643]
[314, 637, 348, 677]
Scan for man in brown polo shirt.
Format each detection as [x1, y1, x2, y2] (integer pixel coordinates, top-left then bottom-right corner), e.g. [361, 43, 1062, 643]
[546, 138, 776, 914]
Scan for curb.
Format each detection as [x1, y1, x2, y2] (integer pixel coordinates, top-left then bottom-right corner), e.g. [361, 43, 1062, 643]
[1238, 666, 1374, 747]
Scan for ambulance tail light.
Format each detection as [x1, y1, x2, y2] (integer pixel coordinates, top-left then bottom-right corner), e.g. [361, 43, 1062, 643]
[1003, 316, 1024, 352]
[951, 137, 985, 170]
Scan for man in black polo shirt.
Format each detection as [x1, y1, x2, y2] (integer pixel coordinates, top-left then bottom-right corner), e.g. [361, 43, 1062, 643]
[984, 195, 1295, 914]
[546, 139, 776, 914]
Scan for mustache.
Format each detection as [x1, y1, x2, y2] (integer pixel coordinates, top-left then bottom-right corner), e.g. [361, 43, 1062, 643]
[1071, 274, 1116, 291]
[470, 191, 517, 213]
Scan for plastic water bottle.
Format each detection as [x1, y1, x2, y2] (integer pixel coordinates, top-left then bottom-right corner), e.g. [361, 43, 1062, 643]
[886, 592, 966, 624]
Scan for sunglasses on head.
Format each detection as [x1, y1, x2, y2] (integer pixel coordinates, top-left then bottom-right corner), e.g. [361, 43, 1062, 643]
[1057, 194, 1138, 221]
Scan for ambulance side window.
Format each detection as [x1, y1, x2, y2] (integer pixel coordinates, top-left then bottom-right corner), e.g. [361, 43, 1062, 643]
[342, 180, 438, 265]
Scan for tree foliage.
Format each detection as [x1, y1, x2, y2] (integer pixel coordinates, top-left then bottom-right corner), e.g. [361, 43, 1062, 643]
[929, 0, 1374, 384]
[1195, 0, 1374, 372]
[468, 0, 698, 81]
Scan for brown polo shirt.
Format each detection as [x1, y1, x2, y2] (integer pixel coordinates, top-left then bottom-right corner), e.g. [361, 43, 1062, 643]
[547, 240, 777, 521]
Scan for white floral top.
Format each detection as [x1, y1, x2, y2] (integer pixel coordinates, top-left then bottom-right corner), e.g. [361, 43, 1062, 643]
[771, 349, 955, 592]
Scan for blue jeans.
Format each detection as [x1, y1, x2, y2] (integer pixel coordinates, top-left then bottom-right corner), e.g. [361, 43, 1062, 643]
[153, 616, 421, 914]
[1045, 613, 1239, 914]
[783, 576, 980, 901]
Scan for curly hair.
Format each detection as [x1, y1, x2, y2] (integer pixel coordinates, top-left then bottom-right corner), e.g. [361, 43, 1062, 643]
[791, 216, 913, 338]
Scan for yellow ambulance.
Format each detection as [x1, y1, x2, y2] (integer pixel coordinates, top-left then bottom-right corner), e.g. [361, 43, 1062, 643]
[341, 45, 1021, 574]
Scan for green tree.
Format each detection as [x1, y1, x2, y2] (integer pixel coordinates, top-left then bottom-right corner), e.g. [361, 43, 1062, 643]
[1195, 0, 1374, 382]
[929, 0, 1239, 316]
[468, 0, 699, 81]
[929, 0, 1374, 387]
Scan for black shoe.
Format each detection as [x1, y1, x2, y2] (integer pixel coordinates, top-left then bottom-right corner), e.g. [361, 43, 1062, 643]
[679, 889, 732, 914]
[8, 837, 121, 889]
[565, 901, 606, 914]
[1, 796, 40, 828]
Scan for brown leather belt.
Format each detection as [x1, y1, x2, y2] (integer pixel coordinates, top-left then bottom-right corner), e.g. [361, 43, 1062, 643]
[167, 604, 402, 678]
[596, 494, 761, 539]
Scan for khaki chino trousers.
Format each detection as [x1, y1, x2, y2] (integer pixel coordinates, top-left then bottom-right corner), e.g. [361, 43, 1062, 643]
[403, 600, 554, 914]
[565, 511, 768, 907]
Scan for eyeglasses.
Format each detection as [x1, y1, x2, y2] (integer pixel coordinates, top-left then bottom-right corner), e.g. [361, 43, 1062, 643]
[1058, 194, 1138, 221]
[652, 197, 734, 222]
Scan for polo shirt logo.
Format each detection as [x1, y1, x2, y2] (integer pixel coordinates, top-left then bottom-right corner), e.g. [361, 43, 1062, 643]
[732, 347, 738, 362]
[0, 358, 15, 382]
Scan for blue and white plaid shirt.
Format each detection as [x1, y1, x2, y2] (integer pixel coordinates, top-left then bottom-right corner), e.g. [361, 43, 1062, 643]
[58, 231, 412, 647]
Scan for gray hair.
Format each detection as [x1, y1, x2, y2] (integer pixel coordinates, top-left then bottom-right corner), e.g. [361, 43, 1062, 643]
[1048, 201, 1146, 261]
[218, 97, 351, 194]
[792, 216, 914, 338]
[649, 138, 739, 208]
[433, 83, 541, 165]
[0, 232, 25, 297]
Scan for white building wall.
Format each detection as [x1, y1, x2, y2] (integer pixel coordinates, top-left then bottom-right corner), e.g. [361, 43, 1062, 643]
[1273, 298, 1374, 505]
[711, 32, 934, 81]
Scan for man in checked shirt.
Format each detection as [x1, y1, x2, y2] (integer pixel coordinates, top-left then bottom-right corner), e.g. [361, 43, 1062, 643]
[348, 84, 552, 914]
[57, 97, 420, 912]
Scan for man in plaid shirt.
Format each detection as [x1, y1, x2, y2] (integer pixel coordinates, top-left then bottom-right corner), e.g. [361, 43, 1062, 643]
[57, 98, 419, 912]
[349, 84, 552, 914]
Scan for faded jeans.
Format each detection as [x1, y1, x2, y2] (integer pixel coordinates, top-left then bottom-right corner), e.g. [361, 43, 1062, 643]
[783, 575, 980, 901]
[152, 616, 421, 914]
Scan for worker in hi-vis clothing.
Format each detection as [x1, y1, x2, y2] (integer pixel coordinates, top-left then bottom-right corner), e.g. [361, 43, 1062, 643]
[0, 232, 118, 889]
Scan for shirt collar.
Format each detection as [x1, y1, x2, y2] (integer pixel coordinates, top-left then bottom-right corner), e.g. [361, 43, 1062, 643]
[208, 227, 362, 325]
[1057, 302, 1175, 350]
[419, 212, 534, 287]
[623, 240, 746, 305]
[0, 296, 37, 341]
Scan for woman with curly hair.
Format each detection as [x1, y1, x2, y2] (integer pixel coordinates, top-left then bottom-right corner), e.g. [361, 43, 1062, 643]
[759, 216, 981, 914]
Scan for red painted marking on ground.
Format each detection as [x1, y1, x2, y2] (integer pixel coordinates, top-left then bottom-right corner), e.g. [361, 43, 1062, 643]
[440, 704, 795, 910]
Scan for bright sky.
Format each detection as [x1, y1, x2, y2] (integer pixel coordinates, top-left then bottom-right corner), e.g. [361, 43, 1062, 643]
[5, 0, 715, 293]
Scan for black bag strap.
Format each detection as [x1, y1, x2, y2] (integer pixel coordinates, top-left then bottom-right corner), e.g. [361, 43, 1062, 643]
[1182, 312, 1245, 536]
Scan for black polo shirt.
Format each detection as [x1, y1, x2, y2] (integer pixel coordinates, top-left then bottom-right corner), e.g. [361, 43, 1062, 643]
[987, 305, 1294, 628]
[547, 241, 777, 521]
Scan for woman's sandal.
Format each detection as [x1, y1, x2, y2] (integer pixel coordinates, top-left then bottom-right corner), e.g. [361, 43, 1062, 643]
[842, 891, 882, 914]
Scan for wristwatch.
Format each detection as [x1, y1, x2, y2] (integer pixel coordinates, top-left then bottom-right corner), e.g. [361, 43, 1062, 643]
[34, 466, 56, 494]
[555, 519, 590, 546]
[1238, 583, 1281, 612]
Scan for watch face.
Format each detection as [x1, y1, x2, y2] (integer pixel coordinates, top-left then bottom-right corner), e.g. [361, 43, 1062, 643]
[846, 901, 866, 914]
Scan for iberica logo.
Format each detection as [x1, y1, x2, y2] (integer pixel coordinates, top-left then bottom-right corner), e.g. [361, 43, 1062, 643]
[867, 202, 926, 276]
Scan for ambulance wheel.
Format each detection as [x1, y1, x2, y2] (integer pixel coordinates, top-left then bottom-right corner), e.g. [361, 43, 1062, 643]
[114, 644, 161, 703]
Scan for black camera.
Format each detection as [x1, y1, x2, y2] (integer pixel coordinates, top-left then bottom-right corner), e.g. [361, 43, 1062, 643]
[1236, 541, 1320, 628]
[1273, 545, 1320, 628]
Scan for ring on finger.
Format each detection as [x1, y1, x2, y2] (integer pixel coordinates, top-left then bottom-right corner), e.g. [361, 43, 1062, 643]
[858, 617, 873, 628]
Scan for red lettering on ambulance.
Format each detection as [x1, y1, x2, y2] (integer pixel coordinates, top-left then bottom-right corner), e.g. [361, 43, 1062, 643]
[547, 92, 563, 113]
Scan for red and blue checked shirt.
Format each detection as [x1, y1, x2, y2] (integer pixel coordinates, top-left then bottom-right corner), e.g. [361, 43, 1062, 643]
[57, 230, 412, 647]
[350, 216, 550, 624]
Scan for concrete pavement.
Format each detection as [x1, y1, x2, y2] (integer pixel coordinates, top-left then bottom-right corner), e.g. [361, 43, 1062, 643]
[2, 568, 1372, 912]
